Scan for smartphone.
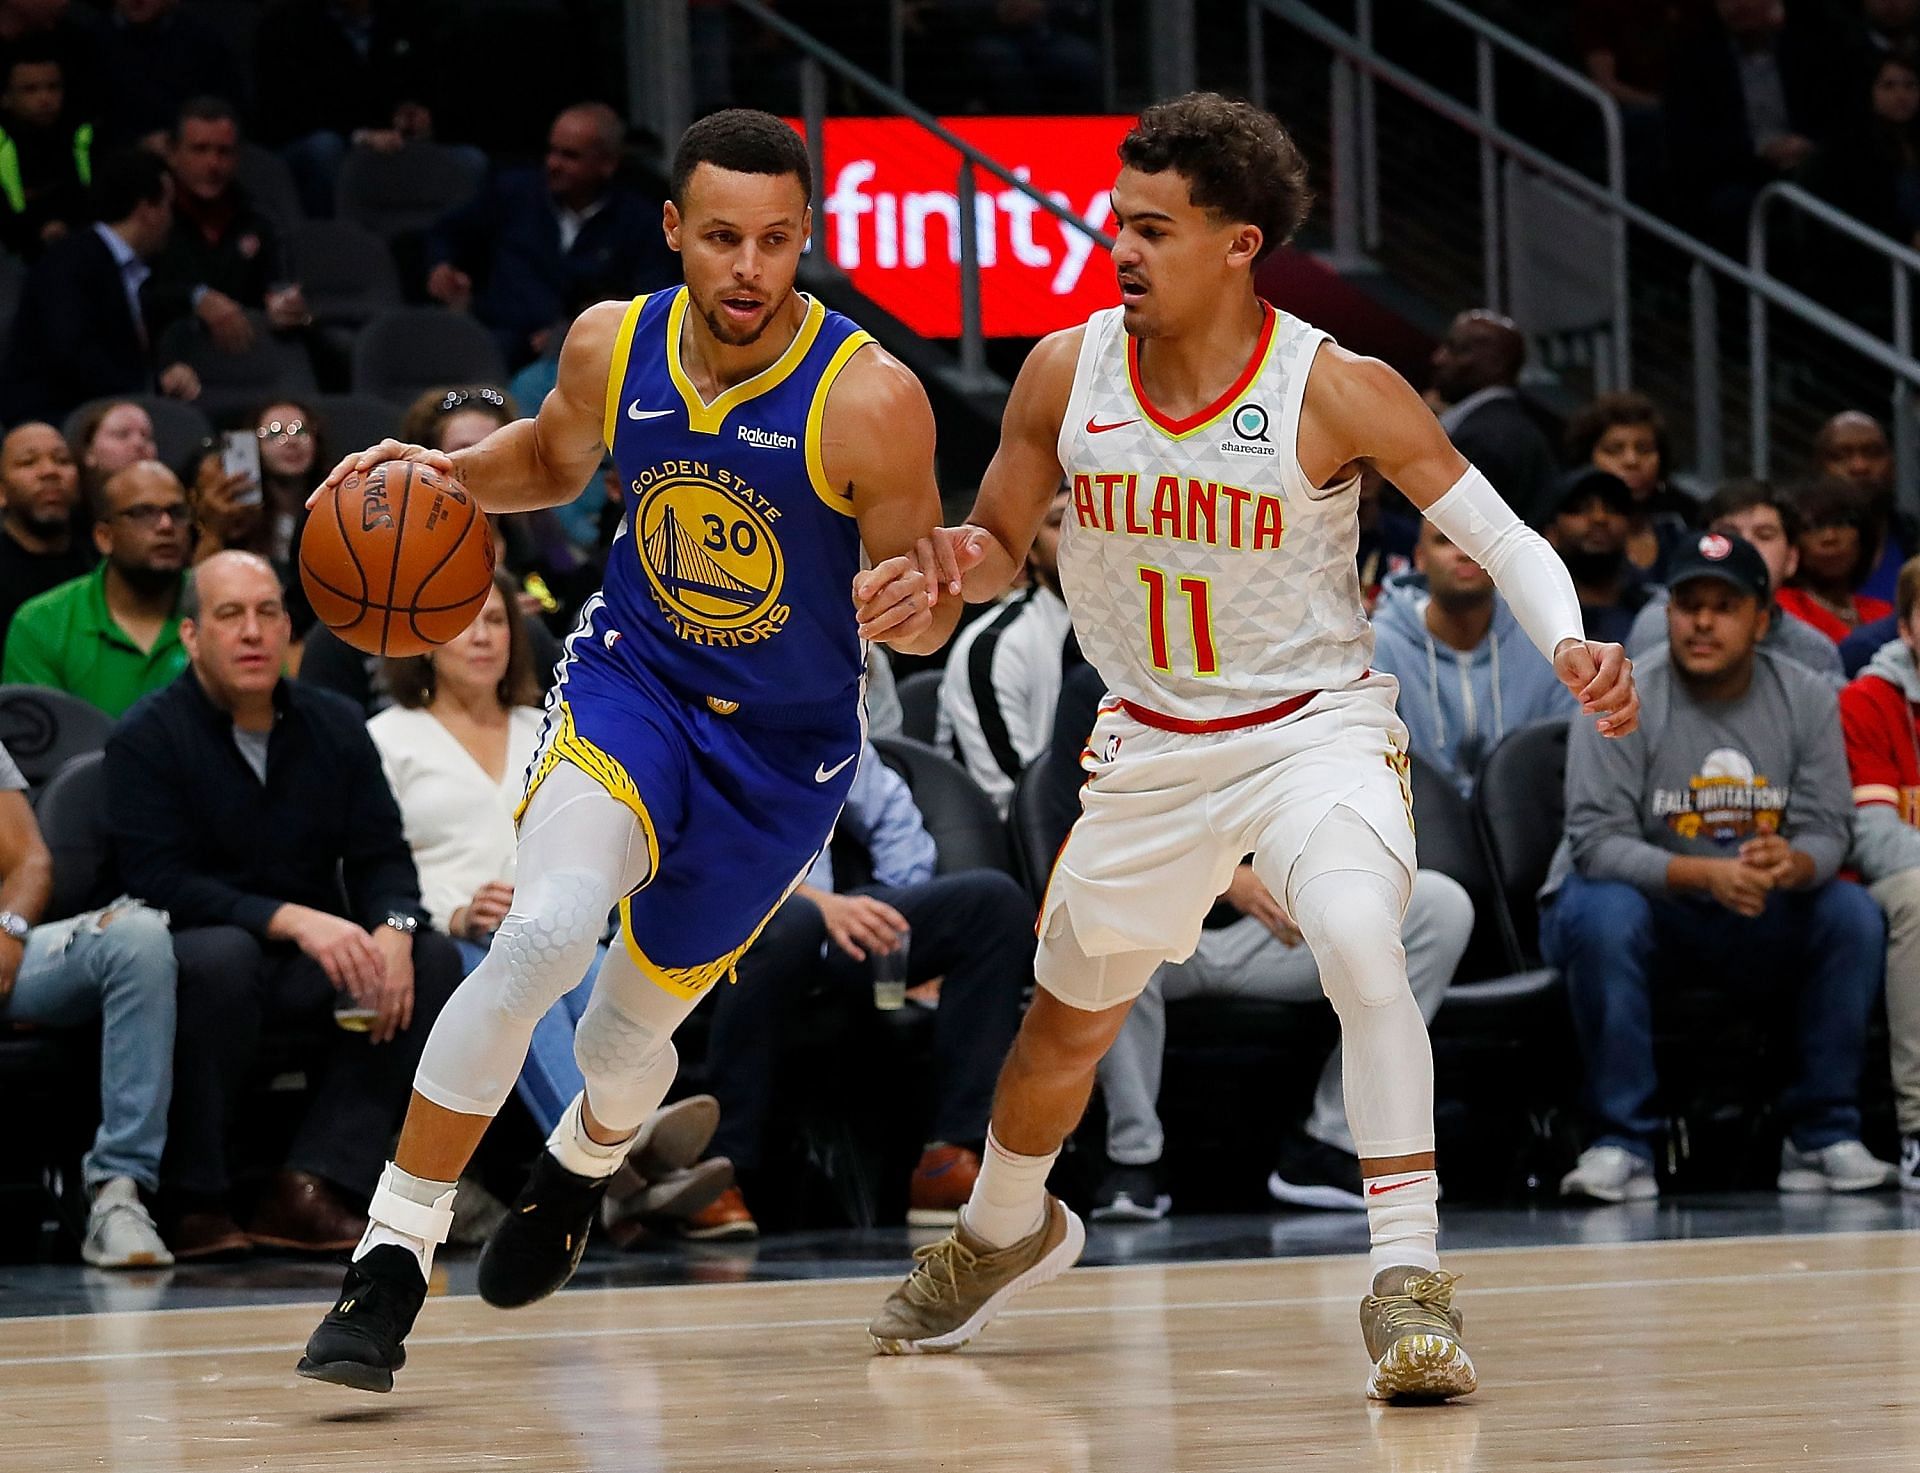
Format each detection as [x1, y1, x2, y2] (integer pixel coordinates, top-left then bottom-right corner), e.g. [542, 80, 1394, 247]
[220, 430, 263, 505]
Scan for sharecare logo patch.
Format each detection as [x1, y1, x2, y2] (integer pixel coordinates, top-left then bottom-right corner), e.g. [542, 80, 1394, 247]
[787, 115, 1131, 338]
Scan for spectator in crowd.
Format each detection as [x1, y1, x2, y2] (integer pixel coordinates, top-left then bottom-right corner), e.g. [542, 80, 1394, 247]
[0, 0, 101, 124]
[909, 1, 1101, 114]
[1855, 0, 1920, 59]
[68, 397, 157, 497]
[1779, 477, 1894, 641]
[366, 570, 728, 1236]
[185, 399, 320, 649]
[1543, 468, 1656, 644]
[1356, 466, 1417, 612]
[1664, 0, 1843, 246]
[1816, 52, 1920, 254]
[1839, 552, 1920, 1192]
[106, 550, 463, 1258]
[1573, 0, 1684, 196]
[1428, 309, 1558, 522]
[144, 96, 309, 354]
[1542, 530, 1894, 1202]
[1627, 479, 1846, 685]
[687, 742, 1032, 1239]
[1566, 390, 1695, 582]
[0, 148, 198, 423]
[0, 44, 92, 258]
[79, 0, 238, 150]
[1371, 519, 1578, 798]
[0, 738, 178, 1267]
[425, 103, 672, 371]
[937, 487, 1071, 815]
[1094, 862, 1471, 1221]
[2, 460, 189, 714]
[1811, 410, 1909, 605]
[0, 420, 91, 649]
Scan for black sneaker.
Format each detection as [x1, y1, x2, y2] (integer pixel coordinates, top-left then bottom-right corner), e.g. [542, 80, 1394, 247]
[476, 1150, 613, 1309]
[1267, 1133, 1366, 1211]
[1090, 1162, 1171, 1222]
[295, 1244, 428, 1394]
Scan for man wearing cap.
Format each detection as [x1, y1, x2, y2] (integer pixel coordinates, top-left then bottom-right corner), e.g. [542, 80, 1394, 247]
[1542, 467, 1654, 646]
[1540, 530, 1895, 1203]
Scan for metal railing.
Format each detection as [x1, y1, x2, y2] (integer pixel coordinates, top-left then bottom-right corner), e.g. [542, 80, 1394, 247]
[1749, 182, 1920, 487]
[1248, 0, 1920, 487]
[647, 0, 1116, 396]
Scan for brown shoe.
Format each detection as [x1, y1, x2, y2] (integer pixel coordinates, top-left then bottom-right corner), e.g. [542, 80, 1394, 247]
[907, 1145, 981, 1228]
[169, 1210, 252, 1261]
[247, 1170, 367, 1253]
[678, 1185, 758, 1242]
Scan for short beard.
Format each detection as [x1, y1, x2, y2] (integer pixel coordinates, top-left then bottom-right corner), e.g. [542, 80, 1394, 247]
[7, 505, 73, 541]
[1561, 547, 1625, 588]
[701, 284, 788, 348]
[117, 561, 182, 599]
[1429, 585, 1492, 616]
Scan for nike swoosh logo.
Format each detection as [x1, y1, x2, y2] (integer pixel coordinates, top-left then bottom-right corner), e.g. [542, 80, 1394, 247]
[815, 754, 855, 784]
[627, 402, 674, 421]
[1085, 416, 1138, 434]
[1366, 1177, 1428, 1196]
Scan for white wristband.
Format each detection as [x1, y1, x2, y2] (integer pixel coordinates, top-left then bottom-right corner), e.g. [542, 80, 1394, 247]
[1421, 466, 1585, 662]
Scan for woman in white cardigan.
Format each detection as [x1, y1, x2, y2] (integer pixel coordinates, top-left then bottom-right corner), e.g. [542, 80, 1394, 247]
[366, 570, 594, 1136]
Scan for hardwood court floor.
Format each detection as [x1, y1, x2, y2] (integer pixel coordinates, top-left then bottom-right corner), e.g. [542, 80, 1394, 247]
[3, 1229, 1918, 1472]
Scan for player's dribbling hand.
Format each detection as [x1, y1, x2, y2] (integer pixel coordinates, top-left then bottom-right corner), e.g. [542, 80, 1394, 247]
[1554, 638, 1639, 737]
[853, 556, 933, 645]
[916, 524, 994, 599]
[307, 439, 457, 509]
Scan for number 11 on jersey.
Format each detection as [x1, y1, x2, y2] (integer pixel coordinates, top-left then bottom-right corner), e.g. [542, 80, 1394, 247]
[1138, 565, 1219, 677]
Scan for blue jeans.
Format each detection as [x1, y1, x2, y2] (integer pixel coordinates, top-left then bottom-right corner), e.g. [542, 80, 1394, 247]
[454, 937, 605, 1136]
[2, 903, 176, 1191]
[1541, 872, 1885, 1159]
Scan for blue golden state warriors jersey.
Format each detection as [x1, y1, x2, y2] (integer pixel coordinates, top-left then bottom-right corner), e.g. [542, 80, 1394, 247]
[597, 287, 871, 718]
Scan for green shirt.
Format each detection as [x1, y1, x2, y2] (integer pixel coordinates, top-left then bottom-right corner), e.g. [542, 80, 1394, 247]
[1, 565, 189, 717]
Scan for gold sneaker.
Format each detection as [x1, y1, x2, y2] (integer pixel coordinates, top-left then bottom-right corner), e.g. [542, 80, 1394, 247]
[1359, 1266, 1477, 1402]
[869, 1196, 1085, 1354]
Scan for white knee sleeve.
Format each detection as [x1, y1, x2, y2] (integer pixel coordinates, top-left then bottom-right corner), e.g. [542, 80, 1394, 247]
[573, 998, 678, 1134]
[1035, 905, 1163, 1013]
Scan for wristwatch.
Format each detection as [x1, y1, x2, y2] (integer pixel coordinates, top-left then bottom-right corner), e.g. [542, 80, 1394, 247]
[0, 911, 29, 945]
[381, 912, 420, 936]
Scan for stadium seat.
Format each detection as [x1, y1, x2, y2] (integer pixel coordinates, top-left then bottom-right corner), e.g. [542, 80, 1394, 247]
[285, 221, 402, 328]
[870, 736, 1014, 876]
[32, 751, 115, 921]
[335, 141, 486, 239]
[63, 397, 214, 475]
[157, 313, 319, 425]
[0, 688, 112, 804]
[1006, 758, 1062, 904]
[313, 393, 402, 456]
[1474, 717, 1572, 965]
[236, 142, 304, 230]
[351, 307, 508, 405]
[893, 668, 943, 745]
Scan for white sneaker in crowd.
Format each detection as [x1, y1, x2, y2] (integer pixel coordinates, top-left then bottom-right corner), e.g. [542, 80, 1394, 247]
[1559, 1144, 1658, 1203]
[1777, 1139, 1898, 1194]
[82, 1177, 174, 1269]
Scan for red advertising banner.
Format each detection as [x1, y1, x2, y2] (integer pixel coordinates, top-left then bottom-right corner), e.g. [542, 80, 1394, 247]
[807, 115, 1131, 339]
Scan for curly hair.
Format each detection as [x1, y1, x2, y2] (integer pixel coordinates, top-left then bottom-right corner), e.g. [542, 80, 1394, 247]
[1565, 389, 1669, 466]
[1118, 92, 1312, 263]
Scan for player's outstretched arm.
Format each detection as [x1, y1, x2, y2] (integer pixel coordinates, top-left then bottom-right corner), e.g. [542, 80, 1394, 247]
[308, 301, 625, 515]
[1306, 346, 1639, 738]
[831, 345, 960, 657]
[931, 327, 1082, 604]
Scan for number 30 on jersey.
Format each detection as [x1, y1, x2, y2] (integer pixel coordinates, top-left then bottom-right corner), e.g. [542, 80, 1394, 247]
[1138, 565, 1219, 677]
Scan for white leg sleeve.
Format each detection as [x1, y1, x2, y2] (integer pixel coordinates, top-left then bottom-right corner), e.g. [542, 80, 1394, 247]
[413, 761, 653, 1117]
[570, 938, 706, 1136]
[1277, 807, 1436, 1160]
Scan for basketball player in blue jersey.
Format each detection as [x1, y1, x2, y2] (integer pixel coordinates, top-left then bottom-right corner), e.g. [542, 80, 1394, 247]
[296, 110, 958, 1393]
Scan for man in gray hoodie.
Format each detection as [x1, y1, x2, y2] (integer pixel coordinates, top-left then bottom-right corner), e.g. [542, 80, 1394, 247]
[1372, 518, 1577, 797]
[1837, 554, 1920, 1192]
[1541, 531, 1893, 1202]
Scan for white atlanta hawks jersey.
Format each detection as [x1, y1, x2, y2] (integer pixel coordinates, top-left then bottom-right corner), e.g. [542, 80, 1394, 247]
[1055, 303, 1371, 723]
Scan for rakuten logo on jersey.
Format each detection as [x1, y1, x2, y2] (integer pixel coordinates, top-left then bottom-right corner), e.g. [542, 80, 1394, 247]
[802, 116, 1130, 339]
[737, 425, 798, 451]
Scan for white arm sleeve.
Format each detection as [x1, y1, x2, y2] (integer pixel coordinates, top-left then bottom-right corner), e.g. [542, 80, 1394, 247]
[1421, 465, 1586, 662]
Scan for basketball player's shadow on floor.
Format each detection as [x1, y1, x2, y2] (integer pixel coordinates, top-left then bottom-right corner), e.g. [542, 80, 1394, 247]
[312, 1406, 409, 1427]
[864, 1356, 1094, 1473]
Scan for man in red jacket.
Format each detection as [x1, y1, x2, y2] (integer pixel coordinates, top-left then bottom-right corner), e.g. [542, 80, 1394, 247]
[1838, 554, 1920, 1193]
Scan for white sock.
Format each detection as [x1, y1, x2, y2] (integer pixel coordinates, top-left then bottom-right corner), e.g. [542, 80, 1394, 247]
[959, 1128, 1057, 1248]
[355, 1162, 457, 1280]
[546, 1092, 636, 1181]
[1364, 1169, 1440, 1278]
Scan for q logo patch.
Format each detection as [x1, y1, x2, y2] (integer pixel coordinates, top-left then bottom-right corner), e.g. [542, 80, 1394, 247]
[636, 474, 787, 638]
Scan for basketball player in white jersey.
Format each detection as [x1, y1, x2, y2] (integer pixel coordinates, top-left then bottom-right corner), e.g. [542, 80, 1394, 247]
[857, 93, 1638, 1401]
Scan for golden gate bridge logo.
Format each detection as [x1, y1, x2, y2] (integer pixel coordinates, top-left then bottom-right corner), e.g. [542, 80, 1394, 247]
[636, 476, 785, 632]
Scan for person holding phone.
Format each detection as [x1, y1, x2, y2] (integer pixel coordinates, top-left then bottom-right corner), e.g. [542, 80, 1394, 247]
[188, 399, 325, 646]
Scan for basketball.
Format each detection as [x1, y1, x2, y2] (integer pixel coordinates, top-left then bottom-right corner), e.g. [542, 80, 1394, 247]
[299, 461, 496, 657]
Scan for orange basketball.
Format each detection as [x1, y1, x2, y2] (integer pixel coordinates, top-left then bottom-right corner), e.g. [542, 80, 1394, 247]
[299, 461, 496, 657]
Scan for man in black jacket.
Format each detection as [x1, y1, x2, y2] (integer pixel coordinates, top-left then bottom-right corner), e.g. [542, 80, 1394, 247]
[0, 146, 198, 422]
[105, 550, 462, 1259]
[1429, 309, 1558, 526]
